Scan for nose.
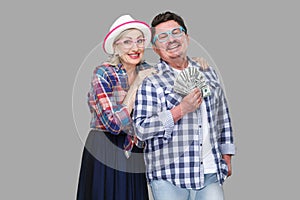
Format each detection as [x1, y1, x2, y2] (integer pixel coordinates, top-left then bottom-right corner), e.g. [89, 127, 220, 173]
[131, 42, 139, 50]
[167, 34, 177, 42]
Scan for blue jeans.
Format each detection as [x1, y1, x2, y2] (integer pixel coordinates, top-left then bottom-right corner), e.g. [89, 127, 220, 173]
[150, 173, 224, 200]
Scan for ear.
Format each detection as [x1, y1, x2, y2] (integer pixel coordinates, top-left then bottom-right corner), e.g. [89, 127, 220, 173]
[186, 34, 190, 45]
[152, 44, 159, 54]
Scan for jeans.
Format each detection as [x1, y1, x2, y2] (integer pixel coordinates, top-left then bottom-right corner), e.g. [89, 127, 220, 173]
[150, 173, 224, 200]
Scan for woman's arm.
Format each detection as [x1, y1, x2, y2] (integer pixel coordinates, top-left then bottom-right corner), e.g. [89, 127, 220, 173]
[89, 66, 132, 135]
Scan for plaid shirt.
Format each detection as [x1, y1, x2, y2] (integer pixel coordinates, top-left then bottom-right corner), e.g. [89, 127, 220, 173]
[88, 62, 152, 155]
[133, 57, 236, 189]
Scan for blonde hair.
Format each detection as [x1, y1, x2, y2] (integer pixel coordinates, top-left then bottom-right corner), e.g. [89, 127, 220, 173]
[103, 28, 145, 66]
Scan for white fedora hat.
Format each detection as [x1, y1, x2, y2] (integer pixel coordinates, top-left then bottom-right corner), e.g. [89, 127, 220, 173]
[102, 14, 151, 54]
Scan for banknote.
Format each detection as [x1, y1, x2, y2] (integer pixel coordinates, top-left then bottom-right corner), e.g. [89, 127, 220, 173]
[173, 67, 211, 97]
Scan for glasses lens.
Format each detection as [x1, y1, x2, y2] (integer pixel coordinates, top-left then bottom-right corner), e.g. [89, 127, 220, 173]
[172, 27, 183, 37]
[156, 27, 185, 43]
[117, 38, 146, 49]
[158, 33, 169, 42]
[122, 40, 133, 48]
[136, 38, 146, 47]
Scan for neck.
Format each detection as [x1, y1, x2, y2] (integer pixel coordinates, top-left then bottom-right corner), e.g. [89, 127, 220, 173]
[165, 57, 188, 70]
[124, 64, 136, 74]
[123, 64, 137, 86]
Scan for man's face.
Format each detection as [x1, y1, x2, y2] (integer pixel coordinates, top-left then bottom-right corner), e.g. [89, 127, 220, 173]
[152, 20, 189, 62]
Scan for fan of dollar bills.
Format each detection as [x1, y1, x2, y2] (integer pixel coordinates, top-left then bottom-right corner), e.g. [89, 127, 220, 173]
[173, 67, 211, 97]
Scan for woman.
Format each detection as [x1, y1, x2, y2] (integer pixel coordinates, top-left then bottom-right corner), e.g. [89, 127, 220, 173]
[76, 14, 155, 200]
[76, 14, 209, 200]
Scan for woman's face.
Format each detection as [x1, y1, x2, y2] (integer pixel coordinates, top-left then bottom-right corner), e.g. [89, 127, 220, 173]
[114, 29, 146, 66]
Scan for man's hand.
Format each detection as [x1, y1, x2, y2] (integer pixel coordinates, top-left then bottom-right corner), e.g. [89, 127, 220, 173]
[180, 88, 202, 116]
[223, 154, 232, 177]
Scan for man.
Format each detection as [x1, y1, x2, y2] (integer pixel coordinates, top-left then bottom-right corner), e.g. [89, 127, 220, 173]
[133, 11, 236, 200]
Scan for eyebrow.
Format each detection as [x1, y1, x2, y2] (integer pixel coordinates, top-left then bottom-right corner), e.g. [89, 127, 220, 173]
[122, 34, 144, 39]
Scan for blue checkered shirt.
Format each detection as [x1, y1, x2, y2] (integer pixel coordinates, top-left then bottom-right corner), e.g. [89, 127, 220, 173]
[133, 57, 236, 189]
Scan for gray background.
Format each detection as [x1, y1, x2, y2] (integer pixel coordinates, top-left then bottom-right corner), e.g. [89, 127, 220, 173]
[1, 0, 299, 199]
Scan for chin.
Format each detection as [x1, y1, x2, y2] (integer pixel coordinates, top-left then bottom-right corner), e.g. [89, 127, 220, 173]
[129, 60, 142, 66]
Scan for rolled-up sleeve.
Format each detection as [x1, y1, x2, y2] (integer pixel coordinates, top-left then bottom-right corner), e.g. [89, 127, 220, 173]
[133, 78, 174, 141]
[215, 79, 236, 155]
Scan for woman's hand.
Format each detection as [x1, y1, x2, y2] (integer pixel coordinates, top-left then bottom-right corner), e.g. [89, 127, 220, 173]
[123, 67, 158, 113]
[192, 57, 209, 70]
[132, 67, 158, 87]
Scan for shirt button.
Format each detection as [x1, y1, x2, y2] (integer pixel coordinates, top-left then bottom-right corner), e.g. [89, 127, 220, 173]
[199, 125, 202, 128]
[201, 162, 203, 164]
[200, 144, 202, 146]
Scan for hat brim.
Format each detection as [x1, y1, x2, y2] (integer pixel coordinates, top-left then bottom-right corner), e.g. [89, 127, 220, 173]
[103, 21, 151, 55]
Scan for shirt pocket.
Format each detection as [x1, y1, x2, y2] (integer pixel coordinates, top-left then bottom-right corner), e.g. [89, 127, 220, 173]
[163, 86, 182, 109]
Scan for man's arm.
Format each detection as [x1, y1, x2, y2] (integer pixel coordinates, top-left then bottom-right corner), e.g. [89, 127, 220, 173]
[133, 80, 202, 141]
[133, 79, 172, 141]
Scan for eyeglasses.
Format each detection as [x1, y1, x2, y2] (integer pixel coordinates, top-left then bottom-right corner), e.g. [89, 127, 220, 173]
[152, 26, 185, 44]
[115, 38, 146, 49]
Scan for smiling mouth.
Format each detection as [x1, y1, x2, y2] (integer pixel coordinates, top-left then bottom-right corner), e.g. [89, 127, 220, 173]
[128, 53, 140, 59]
[166, 42, 181, 51]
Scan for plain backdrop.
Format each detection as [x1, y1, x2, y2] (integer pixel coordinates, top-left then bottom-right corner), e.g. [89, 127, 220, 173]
[1, 0, 299, 199]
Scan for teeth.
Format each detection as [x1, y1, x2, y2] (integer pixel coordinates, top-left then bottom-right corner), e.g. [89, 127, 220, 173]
[129, 53, 139, 58]
[129, 53, 139, 56]
[168, 43, 179, 50]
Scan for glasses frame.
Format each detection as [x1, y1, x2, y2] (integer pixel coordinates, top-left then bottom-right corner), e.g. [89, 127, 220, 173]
[115, 38, 146, 49]
[152, 26, 186, 44]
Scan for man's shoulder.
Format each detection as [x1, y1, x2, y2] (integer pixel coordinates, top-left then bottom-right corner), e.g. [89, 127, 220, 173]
[138, 61, 154, 70]
[141, 64, 170, 88]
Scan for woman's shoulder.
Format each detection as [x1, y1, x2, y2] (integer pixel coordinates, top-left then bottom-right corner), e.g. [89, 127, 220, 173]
[93, 63, 118, 76]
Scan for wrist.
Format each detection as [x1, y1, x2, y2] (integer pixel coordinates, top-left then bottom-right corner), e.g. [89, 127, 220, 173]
[171, 105, 182, 123]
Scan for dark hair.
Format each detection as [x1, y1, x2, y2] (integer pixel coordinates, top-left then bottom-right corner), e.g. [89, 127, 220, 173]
[151, 11, 187, 43]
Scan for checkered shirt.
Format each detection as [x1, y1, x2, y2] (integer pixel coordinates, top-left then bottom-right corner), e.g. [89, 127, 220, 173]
[133, 58, 236, 189]
[88, 62, 152, 154]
